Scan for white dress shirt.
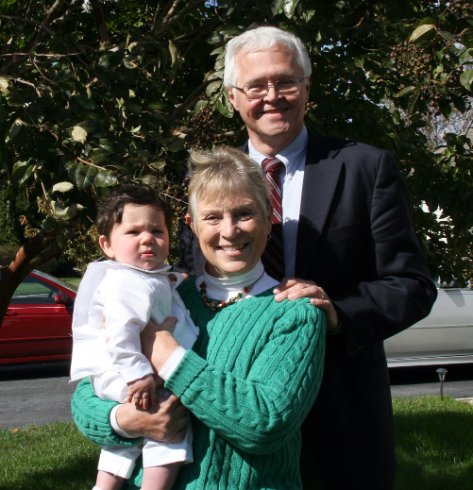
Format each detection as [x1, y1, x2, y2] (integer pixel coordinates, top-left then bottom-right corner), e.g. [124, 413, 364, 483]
[248, 126, 308, 277]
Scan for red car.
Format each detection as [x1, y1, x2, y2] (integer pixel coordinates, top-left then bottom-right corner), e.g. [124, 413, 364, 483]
[0, 270, 76, 365]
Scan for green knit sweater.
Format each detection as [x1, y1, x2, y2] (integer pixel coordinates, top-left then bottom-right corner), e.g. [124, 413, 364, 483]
[72, 282, 325, 489]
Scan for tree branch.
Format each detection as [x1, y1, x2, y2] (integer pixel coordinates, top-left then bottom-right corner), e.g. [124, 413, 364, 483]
[89, 0, 111, 46]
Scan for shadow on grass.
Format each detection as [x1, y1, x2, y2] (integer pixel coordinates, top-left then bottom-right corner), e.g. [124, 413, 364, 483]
[394, 398, 473, 490]
[2, 454, 97, 490]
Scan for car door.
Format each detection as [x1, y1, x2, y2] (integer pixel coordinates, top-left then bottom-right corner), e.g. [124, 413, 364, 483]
[385, 288, 473, 367]
[0, 274, 73, 364]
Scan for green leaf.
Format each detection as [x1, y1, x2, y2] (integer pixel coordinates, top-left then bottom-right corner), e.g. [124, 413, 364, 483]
[51, 201, 84, 219]
[460, 70, 473, 92]
[0, 76, 9, 95]
[52, 182, 74, 193]
[11, 160, 33, 185]
[394, 86, 417, 98]
[407, 88, 420, 115]
[69, 162, 99, 190]
[8, 118, 24, 139]
[409, 24, 436, 43]
[149, 161, 166, 171]
[271, 0, 285, 16]
[459, 49, 473, 65]
[206, 80, 222, 98]
[271, 0, 299, 17]
[168, 40, 178, 66]
[140, 174, 159, 187]
[71, 125, 87, 143]
[283, 0, 299, 18]
[354, 58, 364, 68]
[94, 170, 118, 187]
[438, 30, 456, 43]
[216, 99, 233, 118]
[123, 57, 138, 69]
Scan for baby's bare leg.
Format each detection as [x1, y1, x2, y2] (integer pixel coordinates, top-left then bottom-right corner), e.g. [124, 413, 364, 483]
[141, 463, 182, 490]
[94, 469, 126, 490]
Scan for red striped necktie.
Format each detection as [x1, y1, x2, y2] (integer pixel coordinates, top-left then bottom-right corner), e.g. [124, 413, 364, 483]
[262, 157, 285, 280]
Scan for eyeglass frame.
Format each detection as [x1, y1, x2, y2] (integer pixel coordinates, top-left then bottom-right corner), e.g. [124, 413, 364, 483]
[231, 77, 306, 100]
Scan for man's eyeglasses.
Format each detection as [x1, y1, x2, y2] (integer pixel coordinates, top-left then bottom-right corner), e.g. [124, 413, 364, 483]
[232, 77, 305, 100]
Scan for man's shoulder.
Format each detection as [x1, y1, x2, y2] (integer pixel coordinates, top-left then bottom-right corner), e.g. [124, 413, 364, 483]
[307, 131, 387, 156]
[306, 132, 394, 173]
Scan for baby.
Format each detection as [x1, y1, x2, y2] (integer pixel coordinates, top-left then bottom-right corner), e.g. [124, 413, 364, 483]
[71, 183, 198, 490]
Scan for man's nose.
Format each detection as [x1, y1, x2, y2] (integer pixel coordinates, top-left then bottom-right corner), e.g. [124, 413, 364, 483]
[264, 84, 280, 102]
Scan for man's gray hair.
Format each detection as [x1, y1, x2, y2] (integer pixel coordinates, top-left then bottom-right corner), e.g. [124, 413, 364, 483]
[223, 26, 312, 88]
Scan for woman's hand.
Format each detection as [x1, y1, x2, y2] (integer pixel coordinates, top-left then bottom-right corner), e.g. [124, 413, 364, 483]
[115, 392, 188, 442]
[141, 316, 180, 372]
[273, 278, 340, 333]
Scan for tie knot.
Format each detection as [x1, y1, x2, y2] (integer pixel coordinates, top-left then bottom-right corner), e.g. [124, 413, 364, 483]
[262, 157, 283, 175]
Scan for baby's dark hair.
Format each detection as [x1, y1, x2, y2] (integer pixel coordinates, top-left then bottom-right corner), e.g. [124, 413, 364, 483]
[96, 183, 172, 237]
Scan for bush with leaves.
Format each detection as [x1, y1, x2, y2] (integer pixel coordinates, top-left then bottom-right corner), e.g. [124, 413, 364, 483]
[0, 0, 471, 320]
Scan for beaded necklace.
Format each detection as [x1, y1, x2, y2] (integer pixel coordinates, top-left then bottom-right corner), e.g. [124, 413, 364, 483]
[198, 270, 265, 310]
[199, 282, 250, 310]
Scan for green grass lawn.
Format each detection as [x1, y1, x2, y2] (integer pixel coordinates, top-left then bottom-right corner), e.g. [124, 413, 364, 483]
[393, 396, 473, 489]
[1, 396, 472, 489]
[0, 422, 99, 489]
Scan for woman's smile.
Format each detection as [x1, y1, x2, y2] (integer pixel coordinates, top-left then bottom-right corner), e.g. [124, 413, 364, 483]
[188, 194, 272, 278]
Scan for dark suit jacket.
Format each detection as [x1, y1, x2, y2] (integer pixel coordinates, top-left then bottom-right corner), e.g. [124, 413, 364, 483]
[294, 133, 437, 489]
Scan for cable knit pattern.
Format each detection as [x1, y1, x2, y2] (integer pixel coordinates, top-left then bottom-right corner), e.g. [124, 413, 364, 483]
[71, 380, 141, 448]
[71, 282, 325, 489]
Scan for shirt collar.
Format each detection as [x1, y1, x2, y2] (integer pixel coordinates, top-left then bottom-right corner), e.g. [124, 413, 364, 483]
[248, 126, 308, 176]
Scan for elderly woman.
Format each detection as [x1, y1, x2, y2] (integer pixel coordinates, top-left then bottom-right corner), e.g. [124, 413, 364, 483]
[72, 146, 326, 489]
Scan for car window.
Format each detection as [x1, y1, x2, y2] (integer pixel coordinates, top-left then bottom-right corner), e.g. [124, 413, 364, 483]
[10, 276, 58, 305]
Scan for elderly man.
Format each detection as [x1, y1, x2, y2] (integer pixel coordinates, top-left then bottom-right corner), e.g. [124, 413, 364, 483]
[180, 26, 436, 489]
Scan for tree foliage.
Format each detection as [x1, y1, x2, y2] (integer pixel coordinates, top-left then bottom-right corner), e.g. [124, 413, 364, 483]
[0, 0, 472, 318]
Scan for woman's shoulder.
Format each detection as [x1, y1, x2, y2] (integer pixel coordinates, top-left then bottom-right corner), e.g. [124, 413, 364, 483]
[248, 292, 325, 325]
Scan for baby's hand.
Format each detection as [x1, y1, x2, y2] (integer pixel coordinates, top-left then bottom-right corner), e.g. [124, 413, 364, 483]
[127, 374, 157, 410]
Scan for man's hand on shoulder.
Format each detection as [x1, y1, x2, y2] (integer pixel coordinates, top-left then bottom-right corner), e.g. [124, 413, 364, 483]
[274, 277, 340, 333]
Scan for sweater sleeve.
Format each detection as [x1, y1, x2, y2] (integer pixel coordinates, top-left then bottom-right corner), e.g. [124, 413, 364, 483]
[71, 378, 141, 448]
[164, 299, 326, 455]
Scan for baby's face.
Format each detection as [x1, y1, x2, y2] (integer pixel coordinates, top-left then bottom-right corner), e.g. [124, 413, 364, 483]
[99, 203, 169, 271]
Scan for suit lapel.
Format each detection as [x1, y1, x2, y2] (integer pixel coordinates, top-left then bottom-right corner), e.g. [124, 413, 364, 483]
[296, 133, 344, 275]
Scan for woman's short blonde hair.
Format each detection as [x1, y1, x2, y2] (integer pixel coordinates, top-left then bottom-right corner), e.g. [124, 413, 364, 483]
[187, 146, 270, 221]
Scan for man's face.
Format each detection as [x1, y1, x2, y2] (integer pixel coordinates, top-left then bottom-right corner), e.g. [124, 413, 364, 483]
[227, 45, 310, 155]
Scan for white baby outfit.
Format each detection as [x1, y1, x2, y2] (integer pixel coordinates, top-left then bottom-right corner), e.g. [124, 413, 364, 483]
[71, 260, 198, 478]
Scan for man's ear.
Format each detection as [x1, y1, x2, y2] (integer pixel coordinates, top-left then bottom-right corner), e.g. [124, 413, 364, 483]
[304, 79, 311, 103]
[227, 88, 238, 111]
[185, 213, 196, 234]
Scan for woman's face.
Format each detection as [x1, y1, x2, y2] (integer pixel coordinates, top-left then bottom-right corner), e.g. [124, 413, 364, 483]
[187, 191, 272, 278]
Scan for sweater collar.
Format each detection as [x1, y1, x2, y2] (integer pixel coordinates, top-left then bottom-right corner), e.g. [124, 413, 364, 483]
[196, 261, 278, 301]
